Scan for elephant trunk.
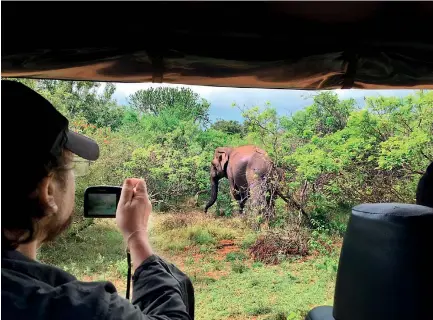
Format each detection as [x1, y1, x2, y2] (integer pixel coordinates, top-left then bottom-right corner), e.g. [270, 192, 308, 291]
[204, 178, 219, 213]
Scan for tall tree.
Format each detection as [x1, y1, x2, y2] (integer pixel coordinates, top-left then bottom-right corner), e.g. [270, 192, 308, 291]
[210, 119, 245, 136]
[128, 87, 210, 125]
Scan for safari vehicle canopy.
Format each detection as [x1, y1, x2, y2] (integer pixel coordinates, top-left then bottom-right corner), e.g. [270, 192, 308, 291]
[2, 2, 433, 89]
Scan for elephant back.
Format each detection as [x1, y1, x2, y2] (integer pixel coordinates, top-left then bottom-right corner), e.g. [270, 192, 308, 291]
[247, 149, 274, 178]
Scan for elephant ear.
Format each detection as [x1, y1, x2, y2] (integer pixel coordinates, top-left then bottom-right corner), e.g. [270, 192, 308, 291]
[215, 147, 230, 172]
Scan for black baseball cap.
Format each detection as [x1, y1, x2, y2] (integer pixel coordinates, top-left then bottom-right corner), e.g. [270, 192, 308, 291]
[2, 79, 100, 167]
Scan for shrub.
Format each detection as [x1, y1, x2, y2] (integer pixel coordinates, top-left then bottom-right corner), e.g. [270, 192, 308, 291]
[252, 261, 264, 268]
[189, 229, 216, 245]
[246, 302, 273, 316]
[308, 230, 335, 256]
[115, 259, 128, 277]
[231, 262, 249, 274]
[158, 214, 190, 231]
[207, 226, 236, 241]
[264, 313, 287, 320]
[241, 233, 259, 249]
[225, 251, 248, 261]
[249, 226, 310, 264]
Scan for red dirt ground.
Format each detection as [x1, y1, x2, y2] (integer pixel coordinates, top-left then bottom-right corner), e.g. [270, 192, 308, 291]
[204, 270, 230, 279]
[215, 240, 240, 260]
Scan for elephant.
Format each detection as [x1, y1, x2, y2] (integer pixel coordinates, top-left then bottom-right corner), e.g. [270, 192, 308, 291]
[204, 145, 287, 216]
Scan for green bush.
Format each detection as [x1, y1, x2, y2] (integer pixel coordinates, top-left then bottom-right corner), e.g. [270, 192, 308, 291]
[264, 313, 288, 320]
[308, 230, 335, 256]
[115, 259, 129, 277]
[231, 261, 249, 274]
[225, 251, 248, 261]
[189, 229, 216, 245]
[241, 233, 259, 249]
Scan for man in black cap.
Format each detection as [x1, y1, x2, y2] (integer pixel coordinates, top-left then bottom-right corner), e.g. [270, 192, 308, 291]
[1, 80, 194, 319]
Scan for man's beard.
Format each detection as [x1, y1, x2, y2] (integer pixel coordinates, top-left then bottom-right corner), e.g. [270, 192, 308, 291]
[42, 213, 74, 243]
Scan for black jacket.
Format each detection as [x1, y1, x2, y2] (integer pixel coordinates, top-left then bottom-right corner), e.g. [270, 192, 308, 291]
[1, 250, 194, 319]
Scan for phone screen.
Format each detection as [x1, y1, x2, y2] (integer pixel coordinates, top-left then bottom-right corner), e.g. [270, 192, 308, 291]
[87, 193, 118, 216]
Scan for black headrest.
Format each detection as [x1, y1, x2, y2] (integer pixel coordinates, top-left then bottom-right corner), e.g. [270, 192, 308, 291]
[333, 203, 433, 320]
[416, 161, 433, 207]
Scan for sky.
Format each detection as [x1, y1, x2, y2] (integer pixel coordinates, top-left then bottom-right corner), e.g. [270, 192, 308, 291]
[109, 82, 420, 123]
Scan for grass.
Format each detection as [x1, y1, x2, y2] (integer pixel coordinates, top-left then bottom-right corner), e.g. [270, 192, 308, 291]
[38, 211, 340, 320]
[225, 251, 248, 261]
[195, 257, 336, 319]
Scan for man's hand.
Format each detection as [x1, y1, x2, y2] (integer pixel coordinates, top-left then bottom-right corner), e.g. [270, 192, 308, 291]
[116, 178, 153, 268]
[116, 178, 152, 237]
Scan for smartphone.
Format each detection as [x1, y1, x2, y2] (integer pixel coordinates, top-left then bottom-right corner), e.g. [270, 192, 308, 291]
[84, 186, 122, 218]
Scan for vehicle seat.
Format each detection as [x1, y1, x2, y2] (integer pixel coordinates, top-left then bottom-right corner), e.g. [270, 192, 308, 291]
[305, 203, 433, 320]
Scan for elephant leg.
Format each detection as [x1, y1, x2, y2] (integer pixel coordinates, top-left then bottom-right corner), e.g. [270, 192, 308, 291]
[238, 190, 249, 215]
[232, 186, 249, 215]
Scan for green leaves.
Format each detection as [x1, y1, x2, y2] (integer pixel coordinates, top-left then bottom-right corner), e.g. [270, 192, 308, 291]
[378, 128, 432, 171]
[128, 86, 210, 126]
[241, 91, 432, 231]
[210, 120, 245, 136]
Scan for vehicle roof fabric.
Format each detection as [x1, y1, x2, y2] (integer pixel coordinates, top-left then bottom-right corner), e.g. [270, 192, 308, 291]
[2, 2, 433, 89]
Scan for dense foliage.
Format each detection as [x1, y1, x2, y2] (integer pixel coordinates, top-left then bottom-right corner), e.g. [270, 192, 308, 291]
[10, 78, 433, 233]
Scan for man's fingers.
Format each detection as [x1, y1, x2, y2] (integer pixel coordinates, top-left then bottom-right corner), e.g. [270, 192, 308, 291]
[119, 179, 134, 204]
[134, 179, 147, 195]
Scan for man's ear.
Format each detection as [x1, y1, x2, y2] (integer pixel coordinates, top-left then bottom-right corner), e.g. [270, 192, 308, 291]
[37, 175, 58, 215]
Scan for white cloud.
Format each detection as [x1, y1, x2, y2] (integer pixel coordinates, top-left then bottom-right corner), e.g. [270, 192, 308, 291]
[113, 82, 233, 100]
[334, 88, 418, 100]
[111, 83, 419, 102]
[103, 82, 423, 121]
